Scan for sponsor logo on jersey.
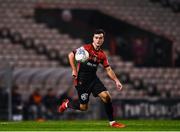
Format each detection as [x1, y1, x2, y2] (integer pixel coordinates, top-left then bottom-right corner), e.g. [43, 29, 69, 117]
[86, 62, 97, 67]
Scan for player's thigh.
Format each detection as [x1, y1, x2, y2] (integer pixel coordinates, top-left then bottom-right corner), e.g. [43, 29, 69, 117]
[98, 91, 111, 103]
[75, 84, 91, 104]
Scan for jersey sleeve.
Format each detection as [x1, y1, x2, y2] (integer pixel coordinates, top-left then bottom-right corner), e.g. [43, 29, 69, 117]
[72, 48, 78, 54]
[72, 49, 76, 54]
[102, 52, 110, 68]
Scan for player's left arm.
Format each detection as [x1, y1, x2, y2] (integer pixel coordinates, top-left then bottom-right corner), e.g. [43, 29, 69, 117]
[105, 66, 123, 91]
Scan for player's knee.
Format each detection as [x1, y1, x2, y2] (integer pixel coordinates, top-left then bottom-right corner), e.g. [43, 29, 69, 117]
[80, 105, 88, 111]
[80, 107, 88, 111]
[102, 94, 111, 103]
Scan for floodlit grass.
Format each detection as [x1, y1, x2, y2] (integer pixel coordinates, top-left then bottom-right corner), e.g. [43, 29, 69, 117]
[0, 120, 180, 131]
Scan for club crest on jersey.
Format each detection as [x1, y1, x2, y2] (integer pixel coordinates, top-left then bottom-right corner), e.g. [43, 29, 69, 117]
[93, 56, 97, 62]
[89, 54, 98, 62]
[81, 93, 88, 101]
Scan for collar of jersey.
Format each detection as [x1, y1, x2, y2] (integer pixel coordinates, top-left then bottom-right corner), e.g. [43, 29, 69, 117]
[91, 44, 101, 51]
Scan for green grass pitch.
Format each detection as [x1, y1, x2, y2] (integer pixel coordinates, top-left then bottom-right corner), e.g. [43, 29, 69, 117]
[0, 120, 180, 131]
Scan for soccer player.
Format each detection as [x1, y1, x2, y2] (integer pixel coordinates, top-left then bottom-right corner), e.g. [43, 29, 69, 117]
[58, 29, 126, 128]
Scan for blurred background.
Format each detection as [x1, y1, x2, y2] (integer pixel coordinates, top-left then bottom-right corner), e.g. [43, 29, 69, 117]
[0, 0, 180, 121]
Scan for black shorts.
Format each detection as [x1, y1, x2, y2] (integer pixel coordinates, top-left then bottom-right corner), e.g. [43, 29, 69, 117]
[75, 76, 107, 104]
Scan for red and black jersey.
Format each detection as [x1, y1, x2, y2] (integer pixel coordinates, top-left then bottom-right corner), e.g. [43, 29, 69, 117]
[73, 44, 109, 79]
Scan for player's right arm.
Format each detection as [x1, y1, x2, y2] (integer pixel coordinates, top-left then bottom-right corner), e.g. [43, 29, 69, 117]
[68, 51, 77, 78]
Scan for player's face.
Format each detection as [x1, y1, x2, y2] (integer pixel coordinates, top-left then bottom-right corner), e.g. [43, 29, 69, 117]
[93, 33, 104, 47]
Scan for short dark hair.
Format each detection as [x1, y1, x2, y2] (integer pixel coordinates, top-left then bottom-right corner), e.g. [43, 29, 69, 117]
[93, 29, 106, 36]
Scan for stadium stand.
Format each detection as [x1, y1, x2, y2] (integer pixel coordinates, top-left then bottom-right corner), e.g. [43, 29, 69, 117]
[0, 0, 180, 98]
[0, 0, 180, 120]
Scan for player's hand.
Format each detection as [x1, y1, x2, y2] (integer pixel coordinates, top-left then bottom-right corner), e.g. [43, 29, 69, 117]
[115, 79, 122, 91]
[72, 70, 77, 79]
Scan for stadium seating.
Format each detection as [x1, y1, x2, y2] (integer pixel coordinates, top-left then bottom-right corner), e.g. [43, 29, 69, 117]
[0, 0, 180, 102]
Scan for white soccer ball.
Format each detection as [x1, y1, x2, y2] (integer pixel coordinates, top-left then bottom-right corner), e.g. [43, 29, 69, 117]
[75, 47, 89, 62]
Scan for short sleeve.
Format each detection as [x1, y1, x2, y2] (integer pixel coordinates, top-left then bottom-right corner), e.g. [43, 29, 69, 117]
[102, 53, 109, 68]
[72, 50, 76, 55]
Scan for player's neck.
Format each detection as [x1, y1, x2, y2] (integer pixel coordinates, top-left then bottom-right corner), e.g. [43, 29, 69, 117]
[92, 43, 100, 51]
